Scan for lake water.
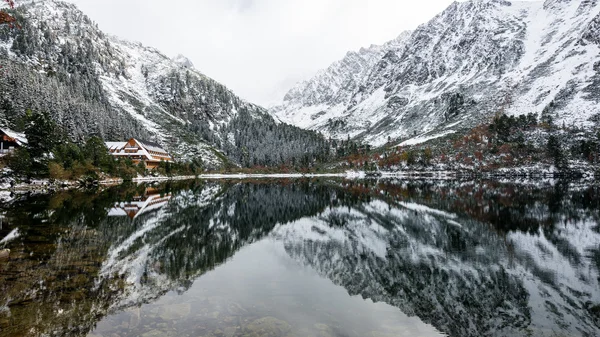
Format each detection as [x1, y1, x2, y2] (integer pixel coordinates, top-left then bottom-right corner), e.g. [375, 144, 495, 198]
[1, 179, 600, 337]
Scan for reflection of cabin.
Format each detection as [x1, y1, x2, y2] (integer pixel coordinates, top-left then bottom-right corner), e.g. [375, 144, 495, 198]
[0, 128, 27, 156]
[105, 138, 173, 169]
[108, 188, 172, 219]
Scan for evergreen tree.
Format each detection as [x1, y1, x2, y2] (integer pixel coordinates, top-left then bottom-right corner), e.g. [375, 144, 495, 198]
[546, 135, 566, 169]
[84, 136, 111, 168]
[24, 110, 58, 159]
[6, 147, 32, 176]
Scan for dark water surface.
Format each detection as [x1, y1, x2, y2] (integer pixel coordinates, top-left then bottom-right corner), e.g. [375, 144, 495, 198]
[1, 179, 600, 337]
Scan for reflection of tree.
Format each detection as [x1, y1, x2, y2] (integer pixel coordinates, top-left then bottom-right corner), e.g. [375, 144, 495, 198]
[344, 180, 600, 236]
[2, 179, 600, 337]
[131, 180, 337, 290]
[0, 181, 204, 336]
[0, 188, 135, 336]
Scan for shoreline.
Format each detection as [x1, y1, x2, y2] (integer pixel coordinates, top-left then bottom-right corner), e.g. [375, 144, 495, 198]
[1, 167, 597, 193]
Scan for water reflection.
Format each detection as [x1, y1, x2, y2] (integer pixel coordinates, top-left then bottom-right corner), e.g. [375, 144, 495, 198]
[0, 179, 599, 337]
[108, 187, 172, 219]
[93, 240, 437, 337]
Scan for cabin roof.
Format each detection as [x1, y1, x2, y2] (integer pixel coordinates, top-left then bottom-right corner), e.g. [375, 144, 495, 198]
[136, 139, 163, 150]
[0, 127, 28, 146]
[134, 139, 169, 155]
[105, 142, 127, 151]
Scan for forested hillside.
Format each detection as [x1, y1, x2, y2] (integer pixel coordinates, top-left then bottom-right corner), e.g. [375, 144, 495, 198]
[0, 0, 331, 170]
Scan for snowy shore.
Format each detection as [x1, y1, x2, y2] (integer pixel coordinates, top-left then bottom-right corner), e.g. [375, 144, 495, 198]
[0, 167, 596, 197]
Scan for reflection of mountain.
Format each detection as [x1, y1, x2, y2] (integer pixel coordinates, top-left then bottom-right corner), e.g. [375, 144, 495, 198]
[2, 180, 600, 337]
[98, 181, 337, 308]
[273, 184, 600, 337]
[1, 180, 343, 336]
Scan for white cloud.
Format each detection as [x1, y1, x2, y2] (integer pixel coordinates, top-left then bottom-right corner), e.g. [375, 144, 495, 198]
[65, 0, 457, 106]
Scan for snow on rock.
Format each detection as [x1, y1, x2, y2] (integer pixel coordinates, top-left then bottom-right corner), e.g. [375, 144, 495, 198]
[399, 130, 457, 146]
[0, 228, 20, 246]
[172, 54, 195, 69]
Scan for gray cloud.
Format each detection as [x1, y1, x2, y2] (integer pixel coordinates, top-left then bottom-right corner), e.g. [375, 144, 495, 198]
[65, 0, 459, 106]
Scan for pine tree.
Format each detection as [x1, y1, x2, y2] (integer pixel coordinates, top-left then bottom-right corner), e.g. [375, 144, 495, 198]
[6, 147, 31, 176]
[84, 136, 111, 168]
[24, 110, 58, 158]
[546, 135, 566, 169]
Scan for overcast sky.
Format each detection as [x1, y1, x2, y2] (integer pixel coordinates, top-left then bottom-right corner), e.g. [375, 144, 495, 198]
[65, 0, 457, 106]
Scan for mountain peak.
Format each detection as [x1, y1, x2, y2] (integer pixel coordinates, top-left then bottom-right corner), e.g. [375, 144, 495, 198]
[173, 54, 194, 69]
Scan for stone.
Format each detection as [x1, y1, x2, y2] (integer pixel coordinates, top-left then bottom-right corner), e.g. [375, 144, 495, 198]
[227, 302, 246, 315]
[141, 329, 164, 337]
[129, 308, 141, 329]
[0, 249, 9, 260]
[223, 326, 237, 337]
[313, 323, 334, 337]
[243, 316, 292, 337]
[158, 303, 191, 321]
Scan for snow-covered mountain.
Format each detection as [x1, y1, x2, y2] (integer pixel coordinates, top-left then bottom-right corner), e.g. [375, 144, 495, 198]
[278, 31, 412, 112]
[272, 0, 600, 146]
[0, 0, 328, 168]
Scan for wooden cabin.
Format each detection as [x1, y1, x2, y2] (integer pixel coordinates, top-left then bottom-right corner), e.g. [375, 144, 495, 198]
[105, 138, 173, 169]
[0, 128, 27, 156]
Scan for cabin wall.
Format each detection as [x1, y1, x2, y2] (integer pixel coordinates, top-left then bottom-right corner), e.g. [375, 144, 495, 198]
[145, 162, 160, 170]
[0, 139, 20, 155]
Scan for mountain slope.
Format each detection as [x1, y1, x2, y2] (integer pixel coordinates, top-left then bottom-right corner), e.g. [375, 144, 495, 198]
[0, 0, 329, 168]
[272, 0, 600, 146]
[273, 31, 412, 128]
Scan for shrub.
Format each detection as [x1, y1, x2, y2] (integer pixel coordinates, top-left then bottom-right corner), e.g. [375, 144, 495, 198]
[423, 148, 433, 165]
[48, 162, 67, 180]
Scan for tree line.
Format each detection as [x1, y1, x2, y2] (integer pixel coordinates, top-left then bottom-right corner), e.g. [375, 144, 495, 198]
[2, 110, 203, 182]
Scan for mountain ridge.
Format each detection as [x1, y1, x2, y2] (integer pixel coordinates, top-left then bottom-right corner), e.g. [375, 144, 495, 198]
[272, 0, 600, 146]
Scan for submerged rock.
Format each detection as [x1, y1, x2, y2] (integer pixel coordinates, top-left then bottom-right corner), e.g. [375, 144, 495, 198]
[0, 249, 9, 260]
[141, 329, 166, 337]
[243, 316, 291, 337]
[158, 303, 191, 321]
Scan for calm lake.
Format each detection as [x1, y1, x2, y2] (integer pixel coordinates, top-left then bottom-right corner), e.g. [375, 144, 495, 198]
[1, 179, 600, 337]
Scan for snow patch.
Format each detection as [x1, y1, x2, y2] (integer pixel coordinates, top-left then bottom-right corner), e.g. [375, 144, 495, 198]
[0, 228, 20, 246]
[399, 130, 456, 147]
